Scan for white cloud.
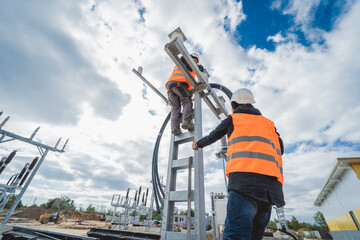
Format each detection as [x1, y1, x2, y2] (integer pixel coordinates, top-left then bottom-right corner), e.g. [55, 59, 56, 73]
[267, 32, 287, 43]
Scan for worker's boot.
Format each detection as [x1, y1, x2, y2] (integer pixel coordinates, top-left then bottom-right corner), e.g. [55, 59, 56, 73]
[181, 119, 194, 131]
[171, 127, 182, 136]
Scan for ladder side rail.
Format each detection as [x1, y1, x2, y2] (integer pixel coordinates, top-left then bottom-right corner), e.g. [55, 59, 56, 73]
[161, 135, 179, 238]
[198, 92, 222, 120]
[164, 45, 221, 120]
[164, 46, 198, 88]
[173, 39, 228, 117]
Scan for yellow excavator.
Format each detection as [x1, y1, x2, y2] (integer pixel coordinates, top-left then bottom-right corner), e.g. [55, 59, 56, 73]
[37, 212, 65, 224]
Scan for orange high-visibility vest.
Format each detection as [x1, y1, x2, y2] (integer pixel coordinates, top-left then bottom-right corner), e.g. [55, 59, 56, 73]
[166, 65, 195, 90]
[226, 113, 283, 185]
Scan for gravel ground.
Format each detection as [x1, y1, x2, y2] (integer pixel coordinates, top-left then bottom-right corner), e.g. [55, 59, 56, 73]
[1, 217, 106, 236]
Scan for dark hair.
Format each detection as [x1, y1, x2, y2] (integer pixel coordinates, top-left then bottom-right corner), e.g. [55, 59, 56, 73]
[231, 101, 253, 110]
[231, 101, 239, 110]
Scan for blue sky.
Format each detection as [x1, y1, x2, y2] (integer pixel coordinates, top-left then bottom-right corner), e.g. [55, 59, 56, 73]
[232, 0, 349, 50]
[0, 0, 360, 225]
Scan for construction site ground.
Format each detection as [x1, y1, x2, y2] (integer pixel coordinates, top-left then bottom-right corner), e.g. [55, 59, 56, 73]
[0, 207, 216, 239]
[0, 206, 107, 236]
[0, 207, 306, 239]
[2, 217, 105, 236]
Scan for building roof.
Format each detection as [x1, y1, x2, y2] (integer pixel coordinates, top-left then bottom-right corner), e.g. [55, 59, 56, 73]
[314, 157, 360, 207]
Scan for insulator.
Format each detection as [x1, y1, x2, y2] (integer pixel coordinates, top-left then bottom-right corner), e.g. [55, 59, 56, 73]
[29, 157, 39, 170]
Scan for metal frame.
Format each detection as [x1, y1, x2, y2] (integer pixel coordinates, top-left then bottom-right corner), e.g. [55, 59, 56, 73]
[0, 114, 67, 224]
[109, 187, 154, 228]
[273, 206, 289, 231]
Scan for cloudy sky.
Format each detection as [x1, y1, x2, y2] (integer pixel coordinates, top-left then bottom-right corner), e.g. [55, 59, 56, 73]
[1, 0, 360, 223]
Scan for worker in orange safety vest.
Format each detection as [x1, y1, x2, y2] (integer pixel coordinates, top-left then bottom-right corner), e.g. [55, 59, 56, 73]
[165, 52, 204, 135]
[192, 88, 285, 240]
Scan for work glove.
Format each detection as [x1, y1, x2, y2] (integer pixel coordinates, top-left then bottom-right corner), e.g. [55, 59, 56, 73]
[198, 64, 204, 72]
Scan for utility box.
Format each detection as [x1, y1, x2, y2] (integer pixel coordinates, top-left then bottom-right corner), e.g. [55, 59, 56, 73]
[211, 193, 228, 240]
[214, 198, 227, 225]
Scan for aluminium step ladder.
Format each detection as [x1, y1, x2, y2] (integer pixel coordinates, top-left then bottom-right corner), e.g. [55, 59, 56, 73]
[160, 28, 229, 240]
[161, 94, 203, 240]
[133, 28, 229, 240]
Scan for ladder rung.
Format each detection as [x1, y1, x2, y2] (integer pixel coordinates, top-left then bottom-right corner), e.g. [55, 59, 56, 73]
[172, 157, 193, 170]
[169, 190, 194, 202]
[190, 83, 207, 93]
[204, 91, 212, 96]
[174, 131, 194, 144]
[165, 231, 196, 239]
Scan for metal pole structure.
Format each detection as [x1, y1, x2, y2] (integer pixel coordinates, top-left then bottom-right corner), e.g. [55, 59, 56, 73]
[187, 156, 192, 240]
[132, 68, 169, 105]
[147, 187, 154, 224]
[3, 148, 49, 224]
[0, 129, 65, 153]
[210, 193, 218, 240]
[193, 91, 206, 240]
[0, 115, 66, 224]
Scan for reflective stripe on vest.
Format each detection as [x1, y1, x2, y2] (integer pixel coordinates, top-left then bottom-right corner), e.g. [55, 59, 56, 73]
[166, 65, 195, 90]
[226, 113, 283, 185]
[228, 136, 282, 156]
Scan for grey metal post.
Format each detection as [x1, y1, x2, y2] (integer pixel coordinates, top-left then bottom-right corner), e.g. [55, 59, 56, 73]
[193, 91, 206, 240]
[187, 157, 192, 240]
[147, 188, 154, 224]
[210, 193, 218, 240]
[3, 148, 49, 224]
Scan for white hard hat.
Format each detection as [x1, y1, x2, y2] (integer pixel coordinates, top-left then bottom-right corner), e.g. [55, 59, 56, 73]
[231, 88, 256, 104]
[190, 52, 199, 61]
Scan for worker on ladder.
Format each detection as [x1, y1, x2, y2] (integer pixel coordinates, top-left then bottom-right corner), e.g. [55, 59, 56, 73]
[192, 88, 285, 240]
[165, 52, 204, 135]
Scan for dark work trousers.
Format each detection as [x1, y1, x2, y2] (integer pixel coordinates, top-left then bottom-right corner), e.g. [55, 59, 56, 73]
[167, 84, 193, 130]
[223, 190, 272, 240]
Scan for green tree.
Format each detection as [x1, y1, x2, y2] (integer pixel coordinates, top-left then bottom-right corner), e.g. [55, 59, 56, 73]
[179, 209, 194, 217]
[266, 220, 277, 231]
[287, 216, 301, 231]
[314, 211, 329, 231]
[152, 209, 162, 221]
[302, 222, 318, 231]
[4, 195, 23, 209]
[41, 196, 75, 211]
[85, 204, 96, 213]
[39, 203, 47, 208]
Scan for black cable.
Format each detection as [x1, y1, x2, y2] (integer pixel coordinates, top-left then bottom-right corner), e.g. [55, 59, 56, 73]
[209, 83, 232, 99]
[152, 112, 170, 212]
